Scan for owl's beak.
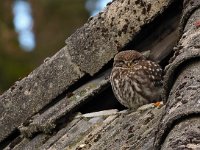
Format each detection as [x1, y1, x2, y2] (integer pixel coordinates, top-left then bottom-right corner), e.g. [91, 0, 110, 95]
[127, 62, 131, 67]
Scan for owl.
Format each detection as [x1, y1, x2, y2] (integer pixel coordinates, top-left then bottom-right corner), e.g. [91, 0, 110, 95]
[110, 50, 163, 110]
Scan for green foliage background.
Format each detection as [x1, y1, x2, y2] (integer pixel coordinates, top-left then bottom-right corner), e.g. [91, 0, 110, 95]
[0, 0, 89, 93]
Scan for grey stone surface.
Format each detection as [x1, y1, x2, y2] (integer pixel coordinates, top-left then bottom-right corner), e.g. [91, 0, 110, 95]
[157, 61, 200, 149]
[18, 70, 110, 138]
[163, 7, 200, 100]
[6, 117, 82, 150]
[155, 2, 200, 149]
[180, 0, 200, 34]
[47, 118, 93, 150]
[0, 47, 84, 142]
[161, 117, 200, 150]
[11, 105, 163, 150]
[67, 0, 176, 75]
[5, 111, 116, 150]
[75, 105, 164, 150]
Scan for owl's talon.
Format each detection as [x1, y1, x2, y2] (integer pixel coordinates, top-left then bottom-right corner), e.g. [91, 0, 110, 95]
[153, 101, 163, 107]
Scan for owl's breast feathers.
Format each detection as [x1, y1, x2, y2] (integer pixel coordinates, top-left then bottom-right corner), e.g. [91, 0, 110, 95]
[110, 50, 163, 109]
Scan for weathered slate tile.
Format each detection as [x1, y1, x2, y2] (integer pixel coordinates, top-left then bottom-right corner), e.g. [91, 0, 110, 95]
[67, 0, 176, 75]
[71, 105, 164, 150]
[19, 70, 110, 138]
[0, 47, 84, 142]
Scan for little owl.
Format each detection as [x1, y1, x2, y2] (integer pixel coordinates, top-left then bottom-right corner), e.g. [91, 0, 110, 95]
[110, 50, 163, 110]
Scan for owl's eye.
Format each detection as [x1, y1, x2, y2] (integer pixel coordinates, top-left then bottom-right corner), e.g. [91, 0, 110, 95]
[132, 57, 142, 63]
[132, 59, 139, 63]
[114, 60, 124, 67]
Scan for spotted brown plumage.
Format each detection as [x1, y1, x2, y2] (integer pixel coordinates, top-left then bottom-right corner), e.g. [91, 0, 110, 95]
[110, 50, 163, 110]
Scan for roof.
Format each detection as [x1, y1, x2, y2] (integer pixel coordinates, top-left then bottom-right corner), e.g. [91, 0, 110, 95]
[1, 0, 200, 149]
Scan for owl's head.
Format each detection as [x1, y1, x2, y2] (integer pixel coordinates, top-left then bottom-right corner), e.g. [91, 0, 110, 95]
[113, 50, 146, 68]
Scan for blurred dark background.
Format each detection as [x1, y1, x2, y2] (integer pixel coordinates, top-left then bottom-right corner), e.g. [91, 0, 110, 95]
[0, 0, 111, 94]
